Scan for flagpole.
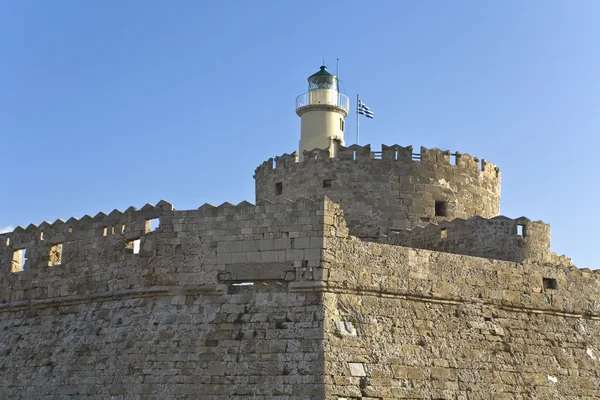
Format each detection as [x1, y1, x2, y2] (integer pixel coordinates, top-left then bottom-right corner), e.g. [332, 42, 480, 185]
[356, 94, 360, 145]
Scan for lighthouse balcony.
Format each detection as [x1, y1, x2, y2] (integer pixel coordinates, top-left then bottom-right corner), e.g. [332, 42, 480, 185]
[296, 91, 350, 114]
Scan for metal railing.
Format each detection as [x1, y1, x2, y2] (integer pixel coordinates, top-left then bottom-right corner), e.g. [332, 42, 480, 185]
[295, 92, 350, 112]
[371, 151, 421, 160]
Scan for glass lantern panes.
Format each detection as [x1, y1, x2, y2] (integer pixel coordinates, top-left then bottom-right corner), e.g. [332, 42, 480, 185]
[308, 66, 338, 91]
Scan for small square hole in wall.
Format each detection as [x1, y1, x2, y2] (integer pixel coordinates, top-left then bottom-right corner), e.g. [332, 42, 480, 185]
[11, 248, 26, 273]
[48, 243, 63, 266]
[435, 201, 448, 217]
[543, 278, 557, 290]
[516, 224, 526, 237]
[127, 238, 141, 254]
[450, 153, 457, 166]
[68, 226, 73, 233]
[145, 218, 159, 233]
[275, 182, 283, 196]
[323, 179, 332, 188]
[102, 227, 108, 236]
[440, 228, 448, 239]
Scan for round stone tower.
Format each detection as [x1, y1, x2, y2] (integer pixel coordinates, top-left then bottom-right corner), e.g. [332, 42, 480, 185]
[296, 66, 349, 161]
[255, 68, 502, 238]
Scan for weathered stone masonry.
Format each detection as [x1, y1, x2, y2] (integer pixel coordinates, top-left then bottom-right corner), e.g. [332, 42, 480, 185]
[322, 221, 600, 399]
[0, 141, 599, 399]
[255, 144, 500, 238]
[0, 199, 334, 399]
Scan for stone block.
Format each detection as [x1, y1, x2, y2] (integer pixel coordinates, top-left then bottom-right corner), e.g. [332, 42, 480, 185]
[286, 249, 305, 261]
[230, 241, 243, 252]
[242, 240, 259, 252]
[231, 253, 247, 263]
[246, 251, 261, 263]
[304, 249, 322, 261]
[217, 253, 232, 264]
[294, 237, 311, 249]
[258, 239, 275, 251]
[348, 362, 367, 377]
[261, 251, 279, 263]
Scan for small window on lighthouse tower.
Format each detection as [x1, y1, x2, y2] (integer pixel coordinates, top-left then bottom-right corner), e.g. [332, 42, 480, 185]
[340, 118, 345, 132]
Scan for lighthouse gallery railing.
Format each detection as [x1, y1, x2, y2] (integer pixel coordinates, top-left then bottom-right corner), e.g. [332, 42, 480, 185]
[295, 92, 350, 112]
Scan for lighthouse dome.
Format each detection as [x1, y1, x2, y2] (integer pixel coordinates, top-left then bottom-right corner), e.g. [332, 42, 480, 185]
[308, 66, 338, 92]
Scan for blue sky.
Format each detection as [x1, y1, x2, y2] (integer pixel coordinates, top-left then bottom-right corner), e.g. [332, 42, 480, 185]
[1, 1, 598, 269]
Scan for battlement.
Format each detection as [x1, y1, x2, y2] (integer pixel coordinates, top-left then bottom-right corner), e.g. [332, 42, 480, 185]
[1, 200, 174, 249]
[0, 197, 347, 305]
[0, 196, 594, 304]
[255, 143, 500, 178]
[255, 143, 502, 237]
[385, 215, 573, 264]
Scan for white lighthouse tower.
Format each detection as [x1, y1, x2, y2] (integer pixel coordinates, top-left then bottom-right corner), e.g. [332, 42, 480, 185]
[296, 66, 350, 161]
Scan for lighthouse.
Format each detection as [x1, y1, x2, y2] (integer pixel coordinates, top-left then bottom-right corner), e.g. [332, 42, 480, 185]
[296, 66, 350, 161]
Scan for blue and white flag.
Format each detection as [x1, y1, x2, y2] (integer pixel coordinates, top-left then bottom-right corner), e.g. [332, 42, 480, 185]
[358, 100, 374, 119]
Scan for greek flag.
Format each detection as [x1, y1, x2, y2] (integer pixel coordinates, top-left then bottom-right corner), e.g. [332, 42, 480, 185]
[358, 100, 374, 119]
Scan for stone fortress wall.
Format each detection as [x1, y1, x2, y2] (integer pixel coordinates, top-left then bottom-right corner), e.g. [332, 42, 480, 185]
[322, 217, 600, 399]
[255, 144, 501, 238]
[0, 198, 334, 304]
[0, 197, 598, 398]
[386, 215, 571, 264]
[0, 198, 338, 399]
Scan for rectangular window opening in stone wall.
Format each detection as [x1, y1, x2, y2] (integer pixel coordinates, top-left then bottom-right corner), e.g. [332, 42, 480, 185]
[323, 179, 332, 188]
[275, 182, 283, 196]
[543, 278, 557, 290]
[435, 201, 448, 217]
[145, 218, 159, 233]
[126, 238, 141, 254]
[48, 243, 63, 267]
[11, 248, 26, 273]
[441, 228, 448, 239]
[516, 224, 526, 237]
[102, 226, 108, 236]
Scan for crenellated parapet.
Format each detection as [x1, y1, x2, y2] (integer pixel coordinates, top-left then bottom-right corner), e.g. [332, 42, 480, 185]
[255, 143, 501, 238]
[275, 152, 299, 168]
[0, 197, 346, 304]
[2, 195, 592, 307]
[385, 215, 570, 264]
[255, 144, 500, 178]
[381, 144, 413, 161]
[0, 200, 175, 273]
